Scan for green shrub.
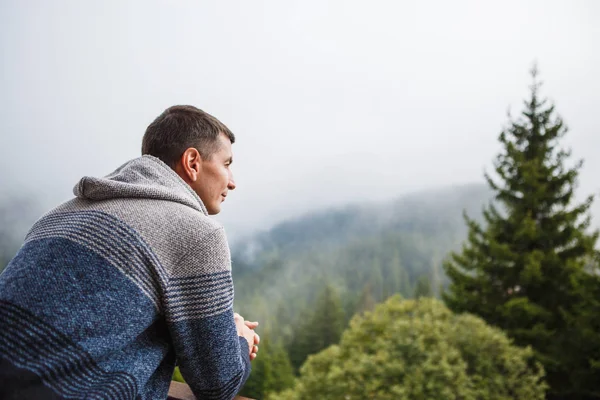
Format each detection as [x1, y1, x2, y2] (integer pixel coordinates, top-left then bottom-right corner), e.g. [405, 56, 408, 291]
[272, 295, 547, 400]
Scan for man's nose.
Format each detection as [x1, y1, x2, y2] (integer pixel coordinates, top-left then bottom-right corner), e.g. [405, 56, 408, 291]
[228, 176, 236, 191]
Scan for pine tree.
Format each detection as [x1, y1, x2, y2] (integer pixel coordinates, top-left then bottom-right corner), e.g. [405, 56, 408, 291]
[399, 266, 412, 298]
[563, 261, 600, 399]
[239, 332, 295, 399]
[384, 248, 404, 297]
[355, 282, 376, 314]
[309, 284, 346, 351]
[368, 257, 385, 302]
[263, 342, 295, 394]
[443, 65, 599, 399]
[413, 274, 433, 299]
[288, 283, 346, 371]
[239, 355, 267, 399]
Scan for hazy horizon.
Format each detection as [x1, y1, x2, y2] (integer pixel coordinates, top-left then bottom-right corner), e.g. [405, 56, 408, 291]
[1, 0, 598, 241]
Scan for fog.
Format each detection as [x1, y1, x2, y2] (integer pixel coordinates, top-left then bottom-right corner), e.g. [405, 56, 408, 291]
[1, 0, 598, 241]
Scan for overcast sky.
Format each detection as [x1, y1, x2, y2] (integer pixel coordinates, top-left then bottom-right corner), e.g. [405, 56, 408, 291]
[1, 0, 599, 241]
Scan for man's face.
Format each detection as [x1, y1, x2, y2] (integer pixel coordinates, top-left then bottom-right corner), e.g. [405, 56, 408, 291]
[192, 133, 236, 215]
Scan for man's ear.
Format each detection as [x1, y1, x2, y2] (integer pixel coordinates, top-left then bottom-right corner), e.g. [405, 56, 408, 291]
[176, 148, 203, 183]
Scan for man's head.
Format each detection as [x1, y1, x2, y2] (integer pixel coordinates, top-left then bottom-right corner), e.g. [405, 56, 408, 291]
[141, 105, 236, 215]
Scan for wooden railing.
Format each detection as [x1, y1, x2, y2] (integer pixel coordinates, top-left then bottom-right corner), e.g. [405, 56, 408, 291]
[167, 381, 254, 400]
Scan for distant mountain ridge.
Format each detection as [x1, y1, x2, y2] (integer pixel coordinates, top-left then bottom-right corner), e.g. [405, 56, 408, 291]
[230, 183, 495, 336]
[231, 182, 493, 262]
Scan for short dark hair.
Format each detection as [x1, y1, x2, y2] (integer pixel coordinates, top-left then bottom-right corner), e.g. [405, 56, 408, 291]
[141, 105, 235, 168]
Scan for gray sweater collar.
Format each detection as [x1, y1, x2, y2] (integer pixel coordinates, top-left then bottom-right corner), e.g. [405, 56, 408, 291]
[73, 155, 208, 216]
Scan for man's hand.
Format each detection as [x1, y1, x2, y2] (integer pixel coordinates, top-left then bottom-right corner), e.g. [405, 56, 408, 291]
[234, 313, 260, 361]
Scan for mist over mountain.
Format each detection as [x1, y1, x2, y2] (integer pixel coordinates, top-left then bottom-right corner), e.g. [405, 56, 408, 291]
[229, 183, 498, 336]
[231, 182, 492, 260]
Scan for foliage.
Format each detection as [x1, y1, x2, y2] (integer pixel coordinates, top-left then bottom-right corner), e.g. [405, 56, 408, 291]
[287, 283, 346, 371]
[231, 184, 492, 354]
[413, 274, 433, 298]
[272, 296, 547, 400]
[239, 332, 295, 399]
[557, 260, 600, 399]
[443, 66, 600, 399]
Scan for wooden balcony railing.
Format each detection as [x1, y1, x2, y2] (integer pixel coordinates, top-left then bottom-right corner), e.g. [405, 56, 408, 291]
[167, 381, 254, 400]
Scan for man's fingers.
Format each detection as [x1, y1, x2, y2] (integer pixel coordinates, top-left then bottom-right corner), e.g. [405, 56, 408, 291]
[252, 345, 259, 354]
[254, 333, 260, 345]
[250, 353, 257, 361]
[244, 320, 259, 329]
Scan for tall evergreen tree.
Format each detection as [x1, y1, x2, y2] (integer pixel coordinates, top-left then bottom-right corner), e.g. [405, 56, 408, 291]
[355, 282, 376, 314]
[308, 283, 346, 351]
[288, 283, 346, 371]
[287, 307, 313, 372]
[263, 342, 295, 394]
[443, 66, 599, 399]
[413, 274, 433, 299]
[562, 260, 600, 399]
[240, 332, 295, 399]
[399, 266, 412, 298]
[368, 257, 385, 301]
[384, 248, 404, 297]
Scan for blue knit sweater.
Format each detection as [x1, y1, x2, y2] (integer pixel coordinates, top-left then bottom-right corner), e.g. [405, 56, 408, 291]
[0, 155, 251, 399]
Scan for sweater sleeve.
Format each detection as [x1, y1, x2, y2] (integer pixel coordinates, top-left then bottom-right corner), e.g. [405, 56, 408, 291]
[164, 227, 251, 400]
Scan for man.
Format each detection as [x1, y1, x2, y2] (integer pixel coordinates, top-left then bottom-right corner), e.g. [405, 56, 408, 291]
[0, 105, 259, 400]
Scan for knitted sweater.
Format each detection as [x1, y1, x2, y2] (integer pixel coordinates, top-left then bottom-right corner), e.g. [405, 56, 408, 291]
[0, 155, 251, 400]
